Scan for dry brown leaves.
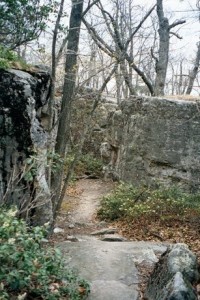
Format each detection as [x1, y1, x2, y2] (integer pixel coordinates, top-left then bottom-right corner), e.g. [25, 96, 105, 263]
[111, 214, 200, 299]
[112, 215, 200, 258]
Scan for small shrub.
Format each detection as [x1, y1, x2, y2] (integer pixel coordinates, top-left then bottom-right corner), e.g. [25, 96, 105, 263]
[0, 45, 28, 69]
[77, 154, 103, 176]
[0, 207, 90, 299]
[0, 46, 18, 69]
[97, 183, 200, 221]
[64, 153, 103, 178]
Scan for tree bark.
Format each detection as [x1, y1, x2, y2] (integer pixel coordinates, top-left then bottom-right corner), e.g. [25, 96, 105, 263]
[49, 0, 65, 132]
[154, 0, 170, 96]
[154, 0, 185, 96]
[186, 42, 200, 94]
[51, 0, 84, 214]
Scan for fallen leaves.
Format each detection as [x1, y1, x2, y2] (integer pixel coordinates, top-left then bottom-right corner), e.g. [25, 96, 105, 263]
[112, 214, 200, 258]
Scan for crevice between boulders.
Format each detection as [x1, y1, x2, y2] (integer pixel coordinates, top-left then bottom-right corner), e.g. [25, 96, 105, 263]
[144, 243, 200, 300]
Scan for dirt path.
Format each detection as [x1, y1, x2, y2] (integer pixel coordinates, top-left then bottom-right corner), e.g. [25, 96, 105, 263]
[53, 179, 116, 239]
[53, 179, 167, 300]
[52, 179, 200, 299]
[67, 179, 114, 225]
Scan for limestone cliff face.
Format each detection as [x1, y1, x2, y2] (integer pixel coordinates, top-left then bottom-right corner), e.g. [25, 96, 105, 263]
[0, 68, 53, 225]
[112, 96, 200, 192]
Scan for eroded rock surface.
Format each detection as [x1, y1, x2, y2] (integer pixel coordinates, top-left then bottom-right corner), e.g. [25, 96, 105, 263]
[59, 240, 167, 300]
[145, 244, 200, 300]
[0, 68, 52, 225]
[111, 96, 200, 191]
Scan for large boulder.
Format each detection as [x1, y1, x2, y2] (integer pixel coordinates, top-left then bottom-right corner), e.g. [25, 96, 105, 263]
[111, 96, 200, 192]
[0, 68, 53, 226]
[145, 244, 200, 299]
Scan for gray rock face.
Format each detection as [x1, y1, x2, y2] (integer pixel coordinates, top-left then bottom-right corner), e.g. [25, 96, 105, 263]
[59, 240, 167, 300]
[0, 68, 53, 225]
[162, 272, 197, 300]
[145, 244, 200, 300]
[111, 96, 200, 192]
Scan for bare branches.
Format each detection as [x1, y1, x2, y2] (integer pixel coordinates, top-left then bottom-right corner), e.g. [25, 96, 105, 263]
[82, 0, 100, 17]
[186, 41, 200, 94]
[96, 1, 115, 40]
[82, 2, 156, 95]
[170, 31, 183, 39]
[82, 18, 115, 56]
[151, 47, 158, 63]
[125, 4, 156, 51]
[169, 19, 186, 30]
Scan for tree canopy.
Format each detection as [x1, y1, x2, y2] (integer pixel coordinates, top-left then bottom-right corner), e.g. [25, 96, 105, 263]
[0, 0, 52, 49]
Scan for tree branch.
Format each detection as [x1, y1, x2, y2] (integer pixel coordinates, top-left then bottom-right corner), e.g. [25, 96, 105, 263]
[169, 19, 186, 29]
[151, 47, 158, 62]
[96, 1, 115, 40]
[125, 4, 156, 51]
[101, 9, 124, 51]
[82, 17, 114, 56]
[169, 31, 183, 39]
[125, 54, 154, 95]
[82, 0, 100, 17]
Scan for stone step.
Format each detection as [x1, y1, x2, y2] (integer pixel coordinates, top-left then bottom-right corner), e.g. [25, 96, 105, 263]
[90, 228, 118, 236]
[59, 240, 167, 300]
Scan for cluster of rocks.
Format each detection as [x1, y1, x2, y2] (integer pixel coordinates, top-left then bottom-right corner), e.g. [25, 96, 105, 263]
[59, 234, 200, 299]
[145, 243, 200, 299]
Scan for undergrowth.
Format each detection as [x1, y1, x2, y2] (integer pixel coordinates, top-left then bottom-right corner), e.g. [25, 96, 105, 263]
[65, 153, 103, 178]
[0, 45, 28, 69]
[76, 154, 103, 176]
[0, 207, 90, 300]
[97, 182, 200, 221]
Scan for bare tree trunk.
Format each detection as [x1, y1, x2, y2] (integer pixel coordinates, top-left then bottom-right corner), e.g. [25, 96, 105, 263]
[154, 0, 169, 96]
[115, 64, 123, 103]
[49, 0, 65, 132]
[154, 0, 185, 96]
[47, 0, 65, 188]
[51, 0, 84, 214]
[54, 63, 117, 218]
[178, 60, 183, 94]
[186, 42, 200, 94]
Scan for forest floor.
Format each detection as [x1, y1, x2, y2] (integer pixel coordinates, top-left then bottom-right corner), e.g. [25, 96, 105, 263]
[52, 178, 200, 257]
[50, 178, 200, 298]
[52, 179, 116, 240]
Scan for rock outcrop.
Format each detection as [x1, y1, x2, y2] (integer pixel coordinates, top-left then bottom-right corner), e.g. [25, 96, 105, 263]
[0, 68, 53, 225]
[111, 96, 200, 191]
[145, 243, 200, 299]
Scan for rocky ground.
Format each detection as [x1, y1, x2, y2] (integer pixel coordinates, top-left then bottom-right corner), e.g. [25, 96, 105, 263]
[52, 179, 116, 239]
[50, 178, 200, 299]
[50, 179, 168, 299]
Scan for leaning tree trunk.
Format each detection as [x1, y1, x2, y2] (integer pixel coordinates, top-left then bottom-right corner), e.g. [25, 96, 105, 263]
[51, 0, 84, 215]
[186, 42, 200, 95]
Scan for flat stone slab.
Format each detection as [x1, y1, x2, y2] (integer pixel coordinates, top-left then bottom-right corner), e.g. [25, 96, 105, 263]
[59, 240, 167, 300]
